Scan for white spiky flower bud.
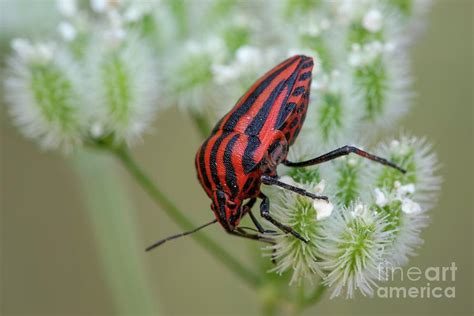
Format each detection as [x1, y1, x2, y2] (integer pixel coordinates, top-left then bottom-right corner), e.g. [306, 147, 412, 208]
[369, 135, 441, 265]
[318, 204, 392, 298]
[374, 135, 441, 207]
[165, 37, 226, 112]
[58, 22, 77, 41]
[4, 39, 85, 151]
[263, 180, 330, 285]
[374, 188, 388, 207]
[362, 9, 383, 33]
[81, 33, 160, 144]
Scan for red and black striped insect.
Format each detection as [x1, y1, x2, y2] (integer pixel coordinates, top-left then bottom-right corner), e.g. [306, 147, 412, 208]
[146, 55, 405, 250]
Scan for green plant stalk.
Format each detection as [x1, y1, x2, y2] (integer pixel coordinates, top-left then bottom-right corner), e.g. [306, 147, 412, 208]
[189, 109, 212, 138]
[301, 283, 327, 307]
[111, 145, 261, 288]
[72, 149, 160, 315]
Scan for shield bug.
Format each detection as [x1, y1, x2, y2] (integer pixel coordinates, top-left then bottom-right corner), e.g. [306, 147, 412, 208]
[147, 55, 405, 250]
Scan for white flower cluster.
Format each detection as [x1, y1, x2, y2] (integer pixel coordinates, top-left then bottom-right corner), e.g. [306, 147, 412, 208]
[264, 133, 440, 298]
[4, 0, 162, 150]
[155, 0, 431, 144]
[5, 0, 431, 151]
[5, 39, 83, 150]
[318, 203, 392, 299]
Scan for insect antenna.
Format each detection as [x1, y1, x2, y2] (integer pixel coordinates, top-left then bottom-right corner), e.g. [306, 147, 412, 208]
[146, 219, 218, 252]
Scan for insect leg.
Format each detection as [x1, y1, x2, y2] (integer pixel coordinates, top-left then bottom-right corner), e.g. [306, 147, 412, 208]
[282, 145, 406, 173]
[259, 193, 309, 243]
[236, 226, 260, 233]
[261, 174, 328, 201]
[241, 197, 257, 214]
[242, 197, 276, 234]
[229, 229, 275, 244]
[248, 210, 277, 234]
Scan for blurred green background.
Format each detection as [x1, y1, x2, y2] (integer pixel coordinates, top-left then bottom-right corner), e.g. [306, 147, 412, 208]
[1, 1, 472, 315]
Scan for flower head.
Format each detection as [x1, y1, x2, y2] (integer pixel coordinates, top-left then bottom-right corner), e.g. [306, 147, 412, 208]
[362, 9, 383, 33]
[372, 135, 441, 208]
[368, 135, 441, 265]
[263, 179, 330, 285]
[370, 185, 428, 266]
[165, 37, 226, 112]
[5, 1, 164, 151]
[4, 39, 85, 151]
[318, 203, 392, 298]
[82, 33, 160, 144]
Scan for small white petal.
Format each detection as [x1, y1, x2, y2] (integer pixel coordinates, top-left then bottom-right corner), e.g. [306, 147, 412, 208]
[212, 64, 239, 85]
[370, 41, 384, 54]
[348, 53, 362, 67]
[90, 0, 108, 13]
[374, 188, 388, 207]
[36, 44, 54, 61]
[302, 21, 320, 36]
[314, 199, 334, 220]
[11, 38, 33, 60]
[397, 183, 416, 197]
[390, 139, 400, 150]
[401, 198, 421, 214]
[13, 41, 56, 64]
[362, 9, 383, 33]
[235, 46, 261, 69]
[351, 43, 361, 52]
[399, 143, 411, 156]
[124, 7, 142, 22]
[90, 123, 104, 138]
[350, 203, 365, 217]
[314, 180, 326, 194]
[57, 0, 77, 17]
[347, 158, 358, 166]
[111, 28, 126, 41]
[58, 22, 77, 41]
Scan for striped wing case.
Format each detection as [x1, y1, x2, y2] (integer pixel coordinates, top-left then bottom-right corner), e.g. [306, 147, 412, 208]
[214, 55, 313, 143]
[196, 55, 314, 199]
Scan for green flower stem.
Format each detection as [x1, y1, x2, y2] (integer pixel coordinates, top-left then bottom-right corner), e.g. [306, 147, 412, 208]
[111, 144, 261, 288]
[301, 282, 327, 307]
[189, 109, 212, 138]
[72, 149, 159, 314]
